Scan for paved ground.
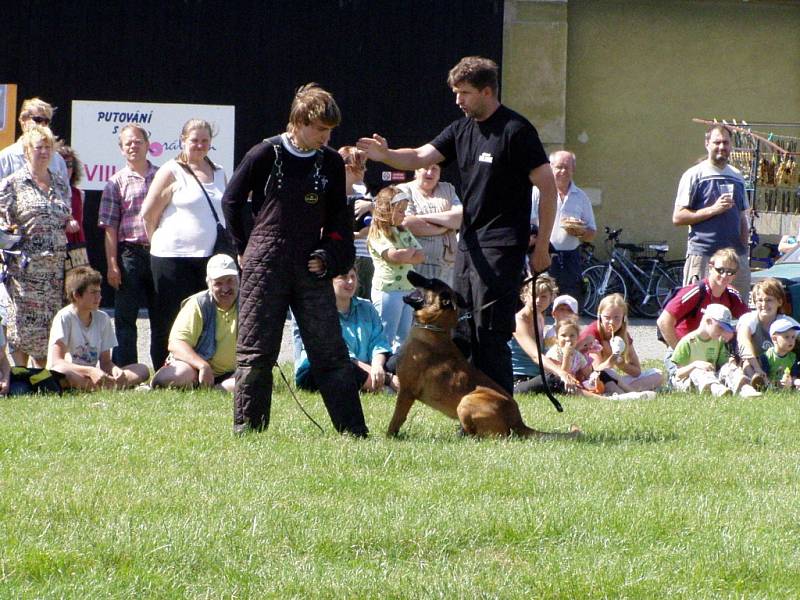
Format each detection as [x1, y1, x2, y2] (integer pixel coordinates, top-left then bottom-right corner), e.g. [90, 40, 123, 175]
[128, 314, 663, 370]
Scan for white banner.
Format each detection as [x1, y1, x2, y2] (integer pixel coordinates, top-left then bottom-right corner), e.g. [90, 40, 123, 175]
[71, 100, 235, 191]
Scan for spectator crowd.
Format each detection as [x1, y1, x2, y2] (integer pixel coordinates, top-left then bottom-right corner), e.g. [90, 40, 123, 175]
[1, 61, 793, 438]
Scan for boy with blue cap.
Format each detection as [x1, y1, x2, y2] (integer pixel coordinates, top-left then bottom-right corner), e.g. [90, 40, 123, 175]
[671, 303, 760, 397]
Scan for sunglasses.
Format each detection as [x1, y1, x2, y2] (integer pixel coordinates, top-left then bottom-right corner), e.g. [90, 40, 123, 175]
[711, 265, 737, 277]
[29, 116, 50, 125]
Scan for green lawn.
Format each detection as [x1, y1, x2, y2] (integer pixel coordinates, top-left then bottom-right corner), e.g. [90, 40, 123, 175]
[1, 372, 799, 598]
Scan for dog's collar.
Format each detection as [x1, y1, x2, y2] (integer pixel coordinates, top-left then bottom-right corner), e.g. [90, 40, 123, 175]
[413, 322, 447, 333]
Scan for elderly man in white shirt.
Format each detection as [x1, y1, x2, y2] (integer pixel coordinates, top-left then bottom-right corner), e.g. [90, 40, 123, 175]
[531, 150, 596, 310]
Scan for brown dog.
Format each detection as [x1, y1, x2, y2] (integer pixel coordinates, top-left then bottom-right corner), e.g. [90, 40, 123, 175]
[388, 271, 580, 439]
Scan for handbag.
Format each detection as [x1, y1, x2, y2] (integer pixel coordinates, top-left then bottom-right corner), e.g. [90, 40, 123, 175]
[181, 162, 237, 260]
[65, 242, 90, 272]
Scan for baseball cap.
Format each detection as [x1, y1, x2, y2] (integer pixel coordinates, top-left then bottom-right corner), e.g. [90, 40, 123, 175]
[552, 294, 578, 315]
[769, 315, 800, 337]
[702, 303, 737, 332]
[206, 254, 238, 280]
[390, 190, 410, 204]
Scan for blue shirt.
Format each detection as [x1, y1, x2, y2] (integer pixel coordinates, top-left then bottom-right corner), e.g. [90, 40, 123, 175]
[510, 337, 541, 378]
[294, 297, 391, 384]
[674, 161, 747, 255]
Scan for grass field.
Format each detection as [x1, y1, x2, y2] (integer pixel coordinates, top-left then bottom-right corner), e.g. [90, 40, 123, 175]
[2, 371, 800, 598]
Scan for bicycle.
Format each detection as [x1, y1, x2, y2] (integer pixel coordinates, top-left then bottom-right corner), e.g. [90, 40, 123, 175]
[581, 227, 680, 319]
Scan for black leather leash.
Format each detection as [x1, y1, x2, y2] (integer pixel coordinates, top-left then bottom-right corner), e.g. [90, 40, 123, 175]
[275, 362, 326, 434]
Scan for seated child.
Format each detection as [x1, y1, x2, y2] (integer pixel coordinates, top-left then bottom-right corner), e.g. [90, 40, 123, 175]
[671, 303, 760, 397]
[580, 293, 663, 393]
[551, 294, 579, 327]
[763, 316, 800, 389]
[545, 319, 654, 400]
[46, 266, 149, 391]
[511, 274, 558, 393]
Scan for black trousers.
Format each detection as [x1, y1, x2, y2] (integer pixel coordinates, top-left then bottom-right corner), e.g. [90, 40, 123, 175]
[113, 243, 157, 367]
[234, 257, 368, 436]
[548, 248, 584, 311]
[150, 255, 209, 369]
[453, 244, 526, 395]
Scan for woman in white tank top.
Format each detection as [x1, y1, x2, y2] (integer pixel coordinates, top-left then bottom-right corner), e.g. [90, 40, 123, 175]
[141, 119, 227, 367]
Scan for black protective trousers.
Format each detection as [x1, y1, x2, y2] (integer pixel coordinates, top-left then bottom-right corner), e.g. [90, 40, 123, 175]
[233, 253, 368, 436]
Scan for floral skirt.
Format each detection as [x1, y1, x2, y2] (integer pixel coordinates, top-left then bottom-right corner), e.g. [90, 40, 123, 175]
[6, 255, 65, 359]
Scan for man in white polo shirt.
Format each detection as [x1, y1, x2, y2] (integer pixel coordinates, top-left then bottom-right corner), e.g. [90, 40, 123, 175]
[531, 150, 596, 310]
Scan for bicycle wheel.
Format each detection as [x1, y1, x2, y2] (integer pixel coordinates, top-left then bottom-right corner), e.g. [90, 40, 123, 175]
[581, 265, 627, 318]
[634, 265, 674, 318]
[664, 260, 685, 287]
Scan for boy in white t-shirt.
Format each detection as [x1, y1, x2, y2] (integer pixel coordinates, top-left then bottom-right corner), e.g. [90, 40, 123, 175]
[47, 266, 149, 391]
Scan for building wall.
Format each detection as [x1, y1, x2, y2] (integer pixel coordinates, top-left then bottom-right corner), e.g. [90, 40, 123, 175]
[504, 0, 800, 257]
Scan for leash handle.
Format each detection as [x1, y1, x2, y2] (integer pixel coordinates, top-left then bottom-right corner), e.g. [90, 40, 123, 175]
[527, 271, 564, 412]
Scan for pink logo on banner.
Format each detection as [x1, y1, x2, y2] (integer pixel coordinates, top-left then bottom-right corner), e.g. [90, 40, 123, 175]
[149, 142, 164, 157]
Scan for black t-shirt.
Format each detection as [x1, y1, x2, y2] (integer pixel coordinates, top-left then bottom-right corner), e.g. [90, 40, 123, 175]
[430, 104, 548, 249]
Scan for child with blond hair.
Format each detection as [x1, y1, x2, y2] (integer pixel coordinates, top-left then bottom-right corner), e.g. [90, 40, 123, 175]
[367, 185, 425, 351]
[579, 293, 663, 393]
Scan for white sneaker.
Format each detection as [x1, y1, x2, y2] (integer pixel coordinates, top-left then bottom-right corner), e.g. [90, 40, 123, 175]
[739, 384, 762, 398]
[710, 383, 731, 397]
[609, 391, 656, 400]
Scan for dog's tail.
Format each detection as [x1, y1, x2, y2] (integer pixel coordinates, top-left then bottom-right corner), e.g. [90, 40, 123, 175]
[513, 423, 582, 440]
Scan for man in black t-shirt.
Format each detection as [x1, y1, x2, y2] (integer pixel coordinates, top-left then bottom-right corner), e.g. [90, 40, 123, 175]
[358, 56, 556, 393]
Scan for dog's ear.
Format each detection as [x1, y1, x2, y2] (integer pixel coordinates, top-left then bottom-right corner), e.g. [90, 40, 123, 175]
[407, 271, 431, 289]
[403, 289, 425, 311]
[454, 291, 468, 309]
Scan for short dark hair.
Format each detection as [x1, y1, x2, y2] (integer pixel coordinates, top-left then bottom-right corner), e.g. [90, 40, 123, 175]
[119, 123, 150, 145]
[447, 56, 499, 94]
[65, 266, 102, 302]
[705, 124, 732, 143]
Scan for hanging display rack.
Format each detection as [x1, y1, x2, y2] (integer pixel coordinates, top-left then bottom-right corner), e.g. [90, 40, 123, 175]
[693, 118, 799, 215]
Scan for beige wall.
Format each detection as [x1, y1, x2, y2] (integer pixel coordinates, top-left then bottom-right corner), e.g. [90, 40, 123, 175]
[503, 0, 800, 258]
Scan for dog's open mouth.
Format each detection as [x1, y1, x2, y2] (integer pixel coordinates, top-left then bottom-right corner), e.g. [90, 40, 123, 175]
[403, 289, 425, 310]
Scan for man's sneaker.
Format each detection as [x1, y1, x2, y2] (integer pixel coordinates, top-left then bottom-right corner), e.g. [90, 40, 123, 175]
[750, 373, 767, 391]
[710, 383, 732, 397]
[739, 384, 762, 398]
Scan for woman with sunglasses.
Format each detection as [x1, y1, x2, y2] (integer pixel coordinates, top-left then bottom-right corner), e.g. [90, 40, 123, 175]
[0, 97, 69, 182]
[657, 247, 749, 350]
